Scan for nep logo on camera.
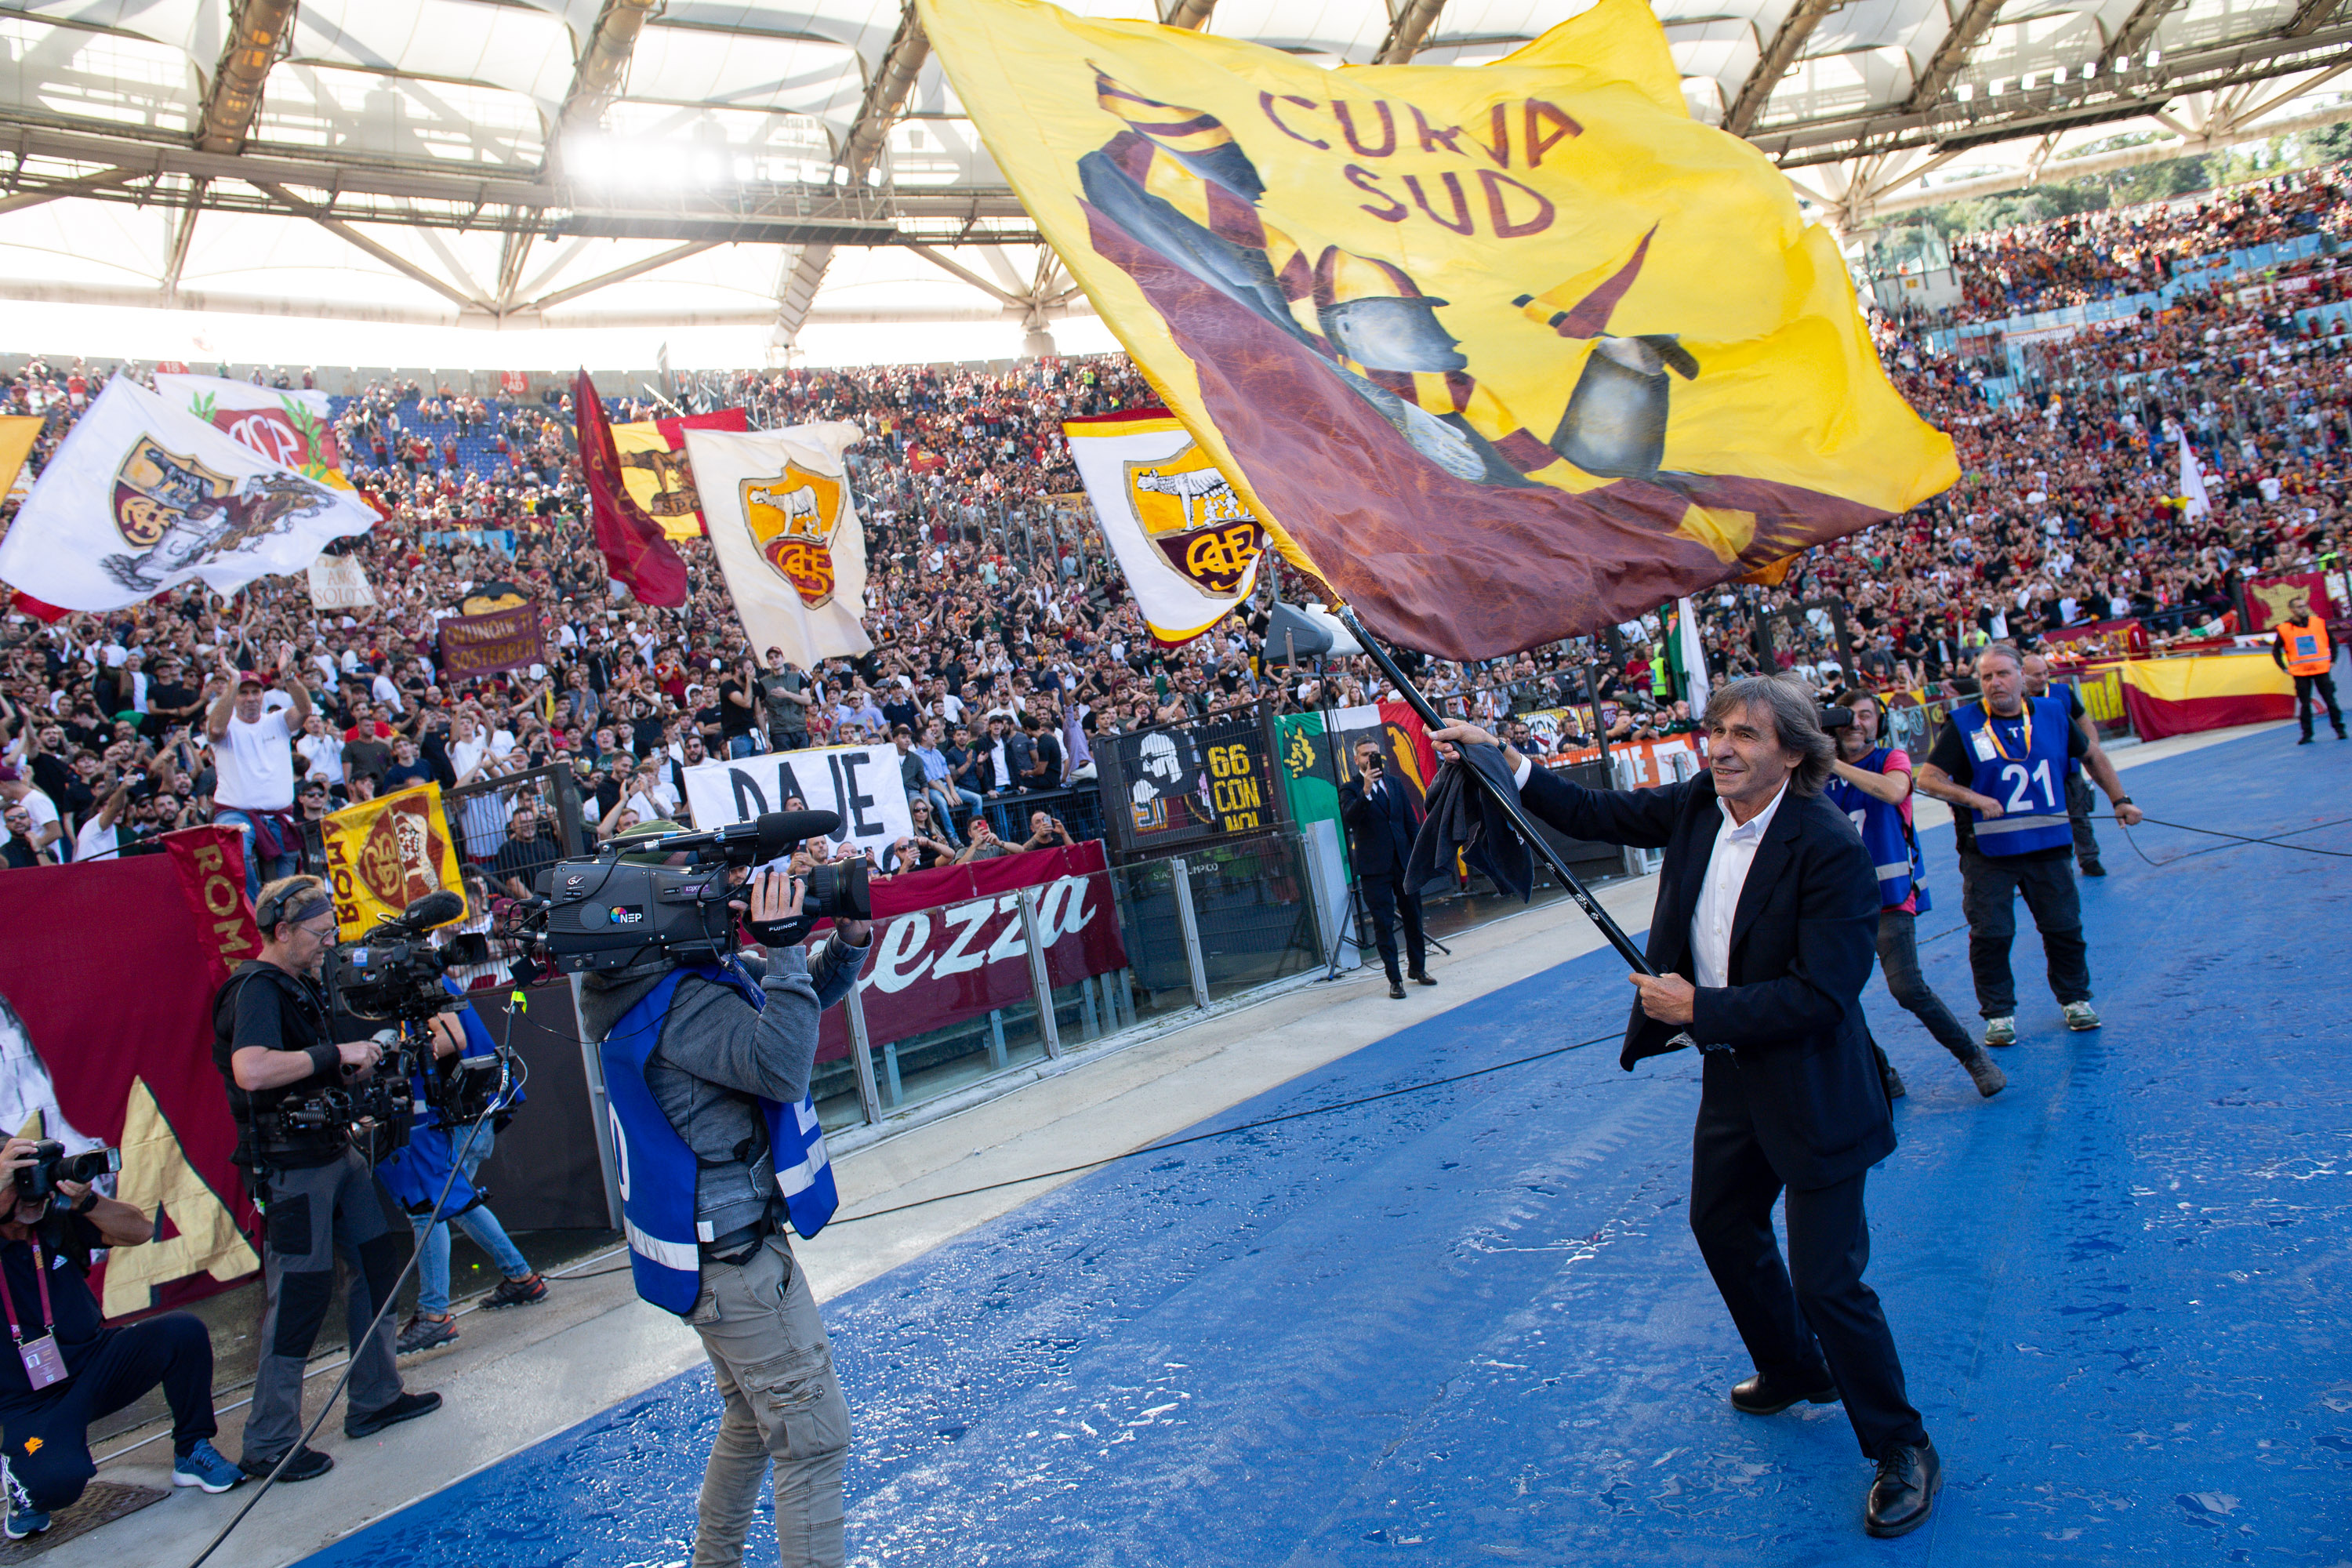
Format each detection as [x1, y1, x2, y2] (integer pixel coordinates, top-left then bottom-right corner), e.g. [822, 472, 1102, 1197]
[605, 905, 646, 926]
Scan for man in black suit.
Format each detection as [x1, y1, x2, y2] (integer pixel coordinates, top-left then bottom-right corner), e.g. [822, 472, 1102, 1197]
[1338, 741, 1433, 1001]
[1436, 677, 1939, 1538]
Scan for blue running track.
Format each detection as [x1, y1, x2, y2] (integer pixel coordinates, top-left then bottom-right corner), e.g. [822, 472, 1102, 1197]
[301, 725, 2352, 1566]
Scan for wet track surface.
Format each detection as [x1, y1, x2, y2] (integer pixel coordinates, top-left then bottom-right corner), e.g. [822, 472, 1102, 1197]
[299, 725, 2352, 1566]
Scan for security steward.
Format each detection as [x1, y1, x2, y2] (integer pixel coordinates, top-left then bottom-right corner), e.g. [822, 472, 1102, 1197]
[2020, 652, 2132, 877]
[1915, 644, 2143, 1048]
[1340, 742, 1433, 1000]
[2270, 606, 2345, 743]
[212, 874, 445, 1483]
[1824, 689, 2006, 1101]
[577, 856, 869, 1568]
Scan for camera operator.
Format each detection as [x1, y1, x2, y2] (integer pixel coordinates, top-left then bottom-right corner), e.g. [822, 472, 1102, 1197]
[0, 1137, 246, 1540]
[211, 874, 443, 1484]
[577, 864, 869, 1568]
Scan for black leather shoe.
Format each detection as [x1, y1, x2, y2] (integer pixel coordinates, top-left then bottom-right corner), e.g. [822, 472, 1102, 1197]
[1730, 1370, 1838, 1415]
[1387, 980, 1406, 1000]
[2080, 861, 2107, 877]
[1408, 970, 1437, 986]
[1865, 1439, 1940, 1538]
[346, 1388, 443, 1439]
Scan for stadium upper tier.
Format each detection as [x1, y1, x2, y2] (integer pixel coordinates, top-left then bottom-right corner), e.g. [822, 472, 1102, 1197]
[0, 0, 2349, 340]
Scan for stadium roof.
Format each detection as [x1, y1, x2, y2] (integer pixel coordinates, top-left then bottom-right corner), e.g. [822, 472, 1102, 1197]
[0, 0, 2348, 358]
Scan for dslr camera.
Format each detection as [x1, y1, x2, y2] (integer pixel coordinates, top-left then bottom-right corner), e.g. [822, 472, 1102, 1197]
[517, 810, 871, 976]
[12, 1142, 119, 1203]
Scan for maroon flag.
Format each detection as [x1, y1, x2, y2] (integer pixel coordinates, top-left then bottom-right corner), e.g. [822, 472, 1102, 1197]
[574, 369, 687, 608]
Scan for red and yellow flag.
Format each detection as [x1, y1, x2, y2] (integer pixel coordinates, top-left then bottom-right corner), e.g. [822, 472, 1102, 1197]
[318, 784, 469, 939]
[920, 0, 1956, 659]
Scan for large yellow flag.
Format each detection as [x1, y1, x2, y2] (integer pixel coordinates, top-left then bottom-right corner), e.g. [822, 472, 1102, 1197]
[0, 416, 39, 499]
[920, 0, 1956, 659]
[318, 783, 469, 938]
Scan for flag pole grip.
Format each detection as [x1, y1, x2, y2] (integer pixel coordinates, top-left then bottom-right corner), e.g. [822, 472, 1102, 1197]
[1334, 608, 1657, 976]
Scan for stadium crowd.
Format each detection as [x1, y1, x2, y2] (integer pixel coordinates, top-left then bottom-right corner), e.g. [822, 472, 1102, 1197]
[0, 169, 2344, 878]
[1940, 163, 2352, 322]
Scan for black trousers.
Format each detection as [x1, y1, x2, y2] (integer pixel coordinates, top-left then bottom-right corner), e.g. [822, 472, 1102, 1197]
[2063, 770, 2103, 870]
[1357, 872, 1425, 982]
[3, 1314, 217, 1510]
[2295, 672, 2345, 737]
[1958, 849, 2090, 1018]
[1690, 1096, 1925, 1458]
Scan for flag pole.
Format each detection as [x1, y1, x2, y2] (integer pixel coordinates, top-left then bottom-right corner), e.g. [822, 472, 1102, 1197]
[1333, 608, 1658, 976]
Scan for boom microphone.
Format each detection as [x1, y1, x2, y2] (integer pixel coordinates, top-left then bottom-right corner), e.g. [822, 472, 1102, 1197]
[387, 889, 466, 934]
[613, 808, 841, 866]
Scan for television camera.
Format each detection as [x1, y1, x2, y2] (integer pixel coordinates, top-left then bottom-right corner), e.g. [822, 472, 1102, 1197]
[510, 809, 871, 976]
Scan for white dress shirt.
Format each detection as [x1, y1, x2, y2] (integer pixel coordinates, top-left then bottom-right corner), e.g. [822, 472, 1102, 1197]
[1689, 782, 1789, 989]
[1509, 750, 1788, 993]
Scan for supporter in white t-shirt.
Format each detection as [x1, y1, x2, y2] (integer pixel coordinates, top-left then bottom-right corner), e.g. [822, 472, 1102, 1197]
[0, 768, 61, 861]
[204, 651, 313, 896]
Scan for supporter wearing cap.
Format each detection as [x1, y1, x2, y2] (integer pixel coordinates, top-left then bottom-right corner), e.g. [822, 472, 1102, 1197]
[203, 648, 311, 899]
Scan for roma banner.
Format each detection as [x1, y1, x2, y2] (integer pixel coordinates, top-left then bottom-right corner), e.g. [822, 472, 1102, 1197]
[2119, 653, 2294, 741]
[437, 602, 545, 677]
[684, 420, 875, 670]
[1064, 407, 1269, 644]
[920, 0, 1955, 660]
[0, 826, 263, 1319]
[2242, 572, 2336, 637]
[0, 379, 379, 612]
[320, 783, 470, 938]
[574, 370, 688, 608]
[815, 862, 1130, 1062]
[612, 407, 751, 541]
[154, 373, 353, 491]
[0, 414, 38, 500]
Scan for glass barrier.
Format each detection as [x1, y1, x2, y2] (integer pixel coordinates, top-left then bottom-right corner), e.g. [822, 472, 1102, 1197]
[1109, 857, 1200, 1022]
[1184, 833, 1321, 1001]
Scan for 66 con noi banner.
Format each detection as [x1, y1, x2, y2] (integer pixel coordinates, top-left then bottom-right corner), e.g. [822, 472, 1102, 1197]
[816, 855, 1128, 1062]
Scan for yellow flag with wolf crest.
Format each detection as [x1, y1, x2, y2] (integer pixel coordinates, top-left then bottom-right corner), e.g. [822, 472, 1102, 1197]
[920, 0, 1955, 660]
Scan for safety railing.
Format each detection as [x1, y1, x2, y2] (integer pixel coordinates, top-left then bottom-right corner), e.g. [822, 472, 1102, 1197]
[811, 829, 1326, 1132]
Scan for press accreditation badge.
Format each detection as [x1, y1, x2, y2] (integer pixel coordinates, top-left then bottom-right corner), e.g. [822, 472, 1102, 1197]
[19, 1334, 64, 1390]
[1970, 731, 1998, 762]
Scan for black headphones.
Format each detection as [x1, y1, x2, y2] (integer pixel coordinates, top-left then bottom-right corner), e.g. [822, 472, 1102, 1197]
[255, 878, 327, 935]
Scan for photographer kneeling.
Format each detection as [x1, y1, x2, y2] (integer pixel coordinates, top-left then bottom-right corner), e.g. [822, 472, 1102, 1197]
[0, 1138, 245, 1538]
[212, 875, 443, 1485]
[577, 855, 869, 1568]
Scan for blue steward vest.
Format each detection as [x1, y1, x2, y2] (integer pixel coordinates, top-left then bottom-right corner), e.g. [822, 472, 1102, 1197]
[374, 981, 513, 1224]
[599, 960, 840, 1316]
[1823, 746, 1931, 913]
[1951, 696, 2073, 856]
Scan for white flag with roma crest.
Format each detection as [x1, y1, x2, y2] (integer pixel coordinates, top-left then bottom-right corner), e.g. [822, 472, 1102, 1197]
[684, 420, 874, 668]
[0, 379, 379, 613]
[1064, 408, 1270, 644]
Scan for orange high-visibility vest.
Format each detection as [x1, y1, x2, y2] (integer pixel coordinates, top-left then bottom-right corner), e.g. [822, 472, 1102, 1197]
[2281, 617, 2332, 677]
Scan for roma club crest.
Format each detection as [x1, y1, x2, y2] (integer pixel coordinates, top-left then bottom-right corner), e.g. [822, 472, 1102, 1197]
[355, 793, 453, 912]
[1121, 441, 1267, 598]
[742, 463, 846, 608]
[113, 439, 234, 548]
[103, 434, 339, 594]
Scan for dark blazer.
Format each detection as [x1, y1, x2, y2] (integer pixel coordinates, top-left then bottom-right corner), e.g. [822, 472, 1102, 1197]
[1521, 766, 1894, 1191]
[1340, 773, 1421, 879]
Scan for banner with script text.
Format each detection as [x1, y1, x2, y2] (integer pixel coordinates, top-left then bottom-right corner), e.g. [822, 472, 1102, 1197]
[1064, 407, 1270, 644]
[920, 0, 1955, 660]
[436, 602, 546, 678]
